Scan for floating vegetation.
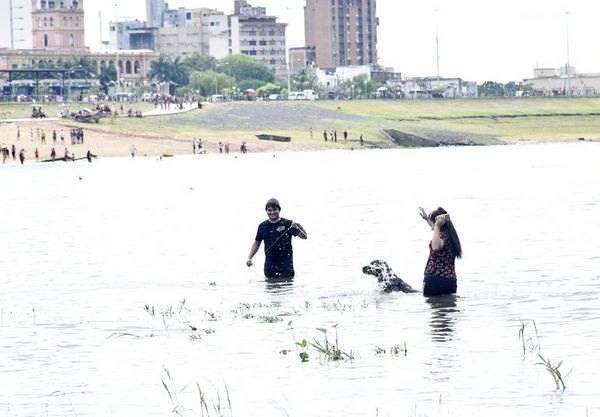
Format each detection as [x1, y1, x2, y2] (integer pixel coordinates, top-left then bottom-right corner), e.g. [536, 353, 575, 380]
[161, 367, 233, 417]
[375, 342, 407, 356]
[197, 382, 233, 417]
[259, 314, 282, 323]
[145, 304, 156, 317]
[296, 339, 310, 362]
[309, 325, 354, 361]
[108, 332, 143, 339]
[161, 366, 186, 416]
[536, 354, 568, 390]
[518, 318, 540, 355]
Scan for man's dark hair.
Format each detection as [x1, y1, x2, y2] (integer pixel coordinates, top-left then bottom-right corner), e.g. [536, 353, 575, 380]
[265, 198, 281, 211]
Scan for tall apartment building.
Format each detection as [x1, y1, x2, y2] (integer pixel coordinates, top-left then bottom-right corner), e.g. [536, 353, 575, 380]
[1, 0, 33, 49]
[304, 0, 378, 68]
[156, 8, 228, 58]
[109, 20, 147, 50]
[230, 0, 287, 76]
[146, 0, 166, 28]
[31, 0, 87, 51]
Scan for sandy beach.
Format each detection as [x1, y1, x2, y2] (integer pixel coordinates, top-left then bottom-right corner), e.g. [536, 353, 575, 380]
[0, 113, 333, 164]
[3, 97, 598, 164]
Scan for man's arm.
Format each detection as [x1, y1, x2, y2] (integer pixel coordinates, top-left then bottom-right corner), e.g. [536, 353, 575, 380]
[292, 222, 308, 239]
[246, 240, 261, 266]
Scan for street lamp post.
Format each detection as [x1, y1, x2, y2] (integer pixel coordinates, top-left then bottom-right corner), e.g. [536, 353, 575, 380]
[114, 3, 120, 96]
[565, 11, 571, 96]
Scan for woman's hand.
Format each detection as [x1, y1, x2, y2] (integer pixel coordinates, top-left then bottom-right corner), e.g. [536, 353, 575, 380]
[434, 214, 449, 227]
[418, 207, 428, 222]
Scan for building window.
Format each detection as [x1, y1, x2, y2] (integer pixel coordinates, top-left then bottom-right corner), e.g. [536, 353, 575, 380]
[69, 33, 74, 47]
[43, 34, 49, 47]
[134, 60, 140, 74]
[126, 61, 132, 74]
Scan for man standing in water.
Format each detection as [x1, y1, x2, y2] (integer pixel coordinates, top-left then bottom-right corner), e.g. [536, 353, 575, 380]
[246, 198, 307, 279]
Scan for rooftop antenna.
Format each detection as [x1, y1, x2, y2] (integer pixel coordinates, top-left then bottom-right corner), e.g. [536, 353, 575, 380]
[435, 8, 440, 86]
[99, 11, 104, 50]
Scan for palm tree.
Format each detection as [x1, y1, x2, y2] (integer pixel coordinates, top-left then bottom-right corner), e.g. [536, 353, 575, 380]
[148, 55, 173, 83]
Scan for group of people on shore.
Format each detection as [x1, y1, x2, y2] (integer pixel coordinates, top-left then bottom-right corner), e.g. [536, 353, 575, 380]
[15, 125, 87, 146]
[246, 198, 462, 297]
[191, 139, 247, 155]
[313, 128, 364, 146]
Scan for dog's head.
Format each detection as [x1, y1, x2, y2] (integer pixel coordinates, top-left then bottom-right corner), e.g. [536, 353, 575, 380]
[362, 259, 392, 283]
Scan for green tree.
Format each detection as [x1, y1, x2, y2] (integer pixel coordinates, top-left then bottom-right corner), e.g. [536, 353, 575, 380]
[183, 54, 217, 72]
[478, 81, 505, 97]
[256, 82, 282, 96]
[291, 69, 317, 91]
[218, 54, 275, 85]
[188, 70, 232, 96]
[148, 55, 174, 83]
[169, 56, 189, 88]
[99, 64, 117, 93]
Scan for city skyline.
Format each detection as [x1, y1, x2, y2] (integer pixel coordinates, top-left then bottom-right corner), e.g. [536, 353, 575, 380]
[2, 0, 600, 83]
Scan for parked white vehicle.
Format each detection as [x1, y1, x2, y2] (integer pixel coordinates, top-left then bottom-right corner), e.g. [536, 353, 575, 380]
[288, 90, 318, 100]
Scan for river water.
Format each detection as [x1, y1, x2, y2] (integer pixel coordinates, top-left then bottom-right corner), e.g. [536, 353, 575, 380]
[1, 142, 599, 417]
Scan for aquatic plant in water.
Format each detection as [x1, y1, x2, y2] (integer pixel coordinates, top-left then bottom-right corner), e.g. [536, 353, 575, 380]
[518, 318, 540, 355]
[536, 354, 568, 390]
[375, 342, 408, 356]
[309, 325, 355, 361]
[161, 366, 233, 417]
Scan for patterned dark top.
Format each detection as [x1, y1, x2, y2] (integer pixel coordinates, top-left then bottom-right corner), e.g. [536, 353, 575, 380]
[424, 230, 457, 279]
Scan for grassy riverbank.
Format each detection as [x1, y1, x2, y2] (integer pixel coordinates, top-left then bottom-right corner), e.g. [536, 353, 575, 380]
[1, 97, 599, 159]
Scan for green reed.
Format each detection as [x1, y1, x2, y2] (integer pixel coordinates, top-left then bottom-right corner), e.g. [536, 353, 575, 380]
[309, 325, 355, 361]
[375, 342, 408, 356]
[518, 318, 540, 355]
[161, 366, 233, 417]
[536, 354, 568, 390]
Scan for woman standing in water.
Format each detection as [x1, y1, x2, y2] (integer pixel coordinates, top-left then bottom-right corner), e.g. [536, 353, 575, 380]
[419, 207, 462, 296]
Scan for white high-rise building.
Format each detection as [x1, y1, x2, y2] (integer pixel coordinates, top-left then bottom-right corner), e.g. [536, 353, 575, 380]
[1, 0, 33, 49]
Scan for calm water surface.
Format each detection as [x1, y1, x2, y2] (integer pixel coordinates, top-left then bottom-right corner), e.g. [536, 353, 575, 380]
[1, 143, 599, 417]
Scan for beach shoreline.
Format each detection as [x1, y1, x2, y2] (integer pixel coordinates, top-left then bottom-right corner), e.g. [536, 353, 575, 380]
[2, 97, 598, 163]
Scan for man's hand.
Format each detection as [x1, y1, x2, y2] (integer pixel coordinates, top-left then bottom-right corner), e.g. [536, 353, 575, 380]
[246, 259, 253, 267]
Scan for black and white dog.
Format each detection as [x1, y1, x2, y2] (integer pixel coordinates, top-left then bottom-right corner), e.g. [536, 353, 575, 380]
[362, 259, 419, 293]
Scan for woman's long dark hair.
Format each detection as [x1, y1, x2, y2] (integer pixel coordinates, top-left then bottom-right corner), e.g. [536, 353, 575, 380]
[428, 207, 462, 259]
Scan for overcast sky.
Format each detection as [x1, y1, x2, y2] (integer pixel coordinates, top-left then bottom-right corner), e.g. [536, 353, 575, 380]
[2, 0, 600, 82]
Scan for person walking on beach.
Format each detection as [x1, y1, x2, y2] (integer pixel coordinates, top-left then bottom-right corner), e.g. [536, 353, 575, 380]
[16, 125, 20, 141]
[52, 129, 57, 144]
[246, 198, 308, 280]
[130, 145, 137, 158]
[359, 134, 364, 146]
[418, 207, 462, 296]
[343, 130, 348, 141]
